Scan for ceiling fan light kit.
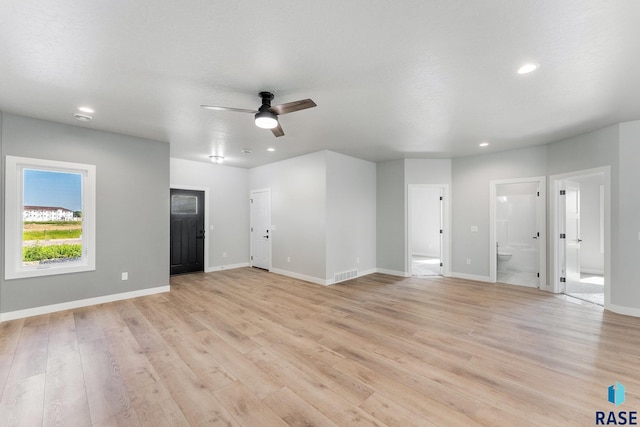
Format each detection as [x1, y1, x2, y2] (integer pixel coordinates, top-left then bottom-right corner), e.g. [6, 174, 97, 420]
[201, 91, 317, 137]
[254, 110, 278, 129]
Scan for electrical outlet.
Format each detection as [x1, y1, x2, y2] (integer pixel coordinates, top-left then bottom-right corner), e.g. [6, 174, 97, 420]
[470, 226, 478, 232]
[466, 258, 471, 265]
[356, 257, 360, 264]
[223, 252, 227, 258]
[121, 272, 128, 280]
[287, 257, 291, 262]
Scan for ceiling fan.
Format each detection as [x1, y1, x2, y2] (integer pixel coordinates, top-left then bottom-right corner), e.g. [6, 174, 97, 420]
[201, 91, 317, 137]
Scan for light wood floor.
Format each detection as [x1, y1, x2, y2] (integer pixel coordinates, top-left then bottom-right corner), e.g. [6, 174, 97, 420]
[1, 268, 639, 426]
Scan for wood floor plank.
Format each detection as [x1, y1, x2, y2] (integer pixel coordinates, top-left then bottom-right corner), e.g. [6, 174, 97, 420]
[92, 409, 141, 427]
[191, 309, 261, 354]
[262, 387, 340, 427]
[246, 346, 386, 427]
[103, 325, 191, 425]
[2, 268, 640, 426]
[192, 329, 283, 399]
[145, 345, 241, 426]
[359, 391, 438, 427]
[79, 338, 133, 425]
[5, 315, 50, 385]
[0, 318, 24, 354]
[214, 380, 288, 427]
[0, 374, 46, 427]
[44, 311, 92, 426]
[159, 327, 236, 391]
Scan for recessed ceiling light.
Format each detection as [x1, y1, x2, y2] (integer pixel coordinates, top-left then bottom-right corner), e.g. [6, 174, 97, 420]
[517, 63, 539, 74]
[267, 148, 275, 152]
[241, 149, 253, 154]
[209, 155, 224, 164]
[73, 113, 92, 122]
[78, 106, 94, 114]
[479, 142, 489, 147]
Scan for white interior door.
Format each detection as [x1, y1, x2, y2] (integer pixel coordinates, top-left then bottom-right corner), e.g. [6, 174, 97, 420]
[250, 189, 271, 270]
[564, 180, 581, 291]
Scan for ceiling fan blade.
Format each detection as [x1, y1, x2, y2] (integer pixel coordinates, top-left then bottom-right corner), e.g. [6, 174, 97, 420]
[269, 99, 316, 115]
[271, 122, 285, 137]
[200, 105, 258, 114]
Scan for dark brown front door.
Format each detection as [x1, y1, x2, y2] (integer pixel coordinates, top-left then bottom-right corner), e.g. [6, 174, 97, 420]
[170, 189, 205, 275]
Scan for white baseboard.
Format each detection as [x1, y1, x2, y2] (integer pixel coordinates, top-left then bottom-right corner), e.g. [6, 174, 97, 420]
[0, 285, 170, 322]
[605, 303, 640, 318]
[206, 262, 249, 273]
[376, 268, 410, 277]
[270, 268, 329, 286]
[259, 268, 379, 286]
[581, 268, 604, 275]
[449, 272, 493, 283]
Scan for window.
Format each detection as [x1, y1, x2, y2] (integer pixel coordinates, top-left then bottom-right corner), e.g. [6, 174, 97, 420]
[5, 156, 96, 279]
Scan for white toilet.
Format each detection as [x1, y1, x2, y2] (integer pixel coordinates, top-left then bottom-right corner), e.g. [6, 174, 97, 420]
[497, 251, 513, 272]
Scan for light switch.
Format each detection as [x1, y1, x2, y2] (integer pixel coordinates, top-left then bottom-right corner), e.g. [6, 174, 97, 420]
[471, 226, 478, 232]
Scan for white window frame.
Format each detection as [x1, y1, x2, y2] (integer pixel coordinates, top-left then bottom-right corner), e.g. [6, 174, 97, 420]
[5, 156, 96, 280]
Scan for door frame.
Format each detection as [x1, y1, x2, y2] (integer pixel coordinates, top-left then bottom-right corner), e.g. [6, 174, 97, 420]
[170, 184, 210, 272]
[407, 184, 451, 277]
[549, 166, 610, 306]
[489, 176, 546, 287]
[250, 188, 272, 270]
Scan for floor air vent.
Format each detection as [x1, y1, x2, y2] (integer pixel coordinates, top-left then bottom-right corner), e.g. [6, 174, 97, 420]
[334, 269, 358, 284]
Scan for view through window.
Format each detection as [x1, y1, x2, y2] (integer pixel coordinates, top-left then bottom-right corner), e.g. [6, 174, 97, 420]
[23, 169, 83, 266]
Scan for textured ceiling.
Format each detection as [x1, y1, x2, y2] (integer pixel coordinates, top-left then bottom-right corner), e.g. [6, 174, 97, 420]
[1, 1, 639, 168]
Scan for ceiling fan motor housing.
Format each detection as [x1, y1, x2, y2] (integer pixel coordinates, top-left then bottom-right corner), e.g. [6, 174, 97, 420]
[259, 91, 275, 112]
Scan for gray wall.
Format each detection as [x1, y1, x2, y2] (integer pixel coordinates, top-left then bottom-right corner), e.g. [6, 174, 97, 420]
[377, 159, 452, 274]
[451, 146, 547, 277]
[546, 124, 620, 302]
[376, 160, 405, 273]
[326, 151, 377, 280]
[170, 158, 249, 270]
[249, 151, 327, 281]
[1, 113, 169, 313]
[405, 159, 452, 185]
[617, 121, 640, 308]
[577, 174, 604, 274]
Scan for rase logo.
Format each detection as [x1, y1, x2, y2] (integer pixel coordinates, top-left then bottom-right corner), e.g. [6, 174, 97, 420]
[596, 382, 637, 425]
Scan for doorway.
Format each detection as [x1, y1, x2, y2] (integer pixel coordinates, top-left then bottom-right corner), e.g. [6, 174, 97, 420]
[490, 177, 546, 287]
[553, 169, 608, 306]
[408, 184, 450, 277]
[170, 189, 205, 275]
[250, 188, 271, 270]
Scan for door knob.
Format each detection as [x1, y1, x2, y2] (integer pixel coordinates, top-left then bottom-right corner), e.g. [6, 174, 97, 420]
[263, 235, 269, 239]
